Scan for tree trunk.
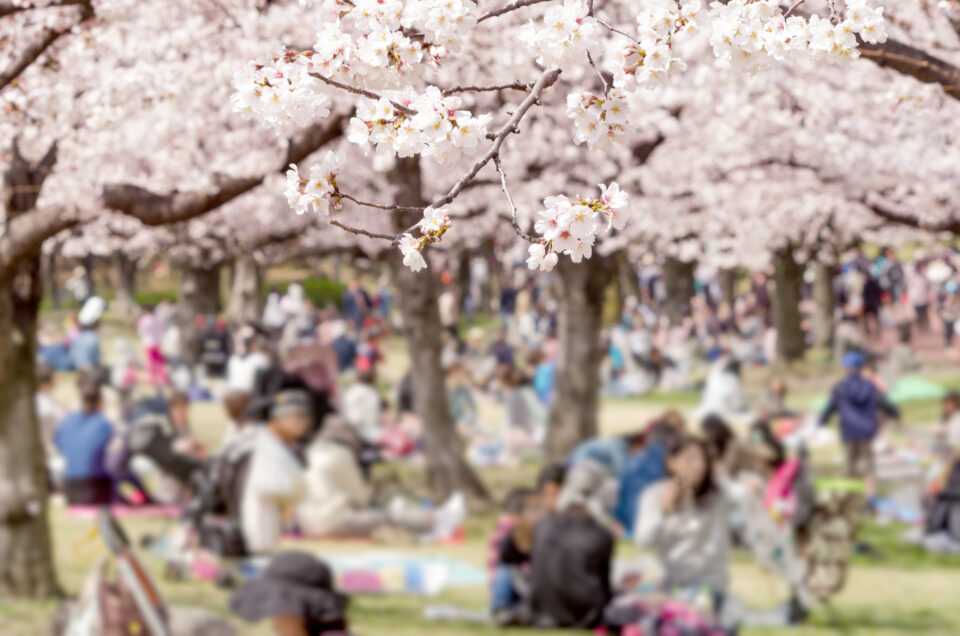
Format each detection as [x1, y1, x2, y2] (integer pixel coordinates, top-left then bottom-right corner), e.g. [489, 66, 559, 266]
[773, 244, 806, 363]
[82, 254, 95, 299]
[663, 256, 695, 325]
[0, 145, 60, 597]
[388, 158, 488, 502]
[719, 267, 737, 307]
[615, 250, 642, 306]
[226, 255, 263, 325]
[546, 253, 614, 462]
[813, 260, 835, 352]
[179, 264, 221, 365]
[114, 254, 138, 316]
[44, 247, 61, 310]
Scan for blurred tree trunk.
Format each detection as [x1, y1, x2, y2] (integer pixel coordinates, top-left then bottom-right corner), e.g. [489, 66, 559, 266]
[813, 260, 835, 352]
[663, 256, 695, 325]
[82, 254, 95, 299]
[388, 158, 489, 502]
[615, 251, 641, 306]
[719, 267, 737, 307]
[45, 247, 60, 310]
[0, 144, 61, 598]
[773, 244, 806, 362]
[226, 255, 263, 325]
[114, 253, 138, 316]
[546, 253, 614, 461]
[179, 264, 221, 365]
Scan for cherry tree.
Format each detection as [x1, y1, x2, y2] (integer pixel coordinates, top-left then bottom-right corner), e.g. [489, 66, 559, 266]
[1, 0, 347, 596]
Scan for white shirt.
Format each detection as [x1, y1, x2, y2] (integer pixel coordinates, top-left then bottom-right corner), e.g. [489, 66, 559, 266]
[241, 429, 305, 554]
[226, 352, 270, 393]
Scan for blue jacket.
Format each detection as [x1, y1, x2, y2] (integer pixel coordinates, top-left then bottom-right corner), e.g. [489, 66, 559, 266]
[54, 411, 114, 480]
[614, 441, 667, 536]
[71, 329, 101, 369]
[568, 437, 628, 478]
[819, 374, 899, 442]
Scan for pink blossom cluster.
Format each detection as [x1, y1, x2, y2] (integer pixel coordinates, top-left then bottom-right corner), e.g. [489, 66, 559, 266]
[398, 206, 452, 271]
[566, 90, 633, 149]
[346, 87, 491, 164]
[527, 182, 629, 271]
[283, 151, 345, 215]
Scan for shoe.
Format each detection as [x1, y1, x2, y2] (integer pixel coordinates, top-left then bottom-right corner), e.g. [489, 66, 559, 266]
[423, 492, 466, 543]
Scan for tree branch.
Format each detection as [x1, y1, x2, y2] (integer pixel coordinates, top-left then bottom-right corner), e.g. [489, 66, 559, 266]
[442, 82, 533, 96]
[308, 72, 417, 116]
[477, 0, 552, 23]
[329, 219, 396, 240]
[493, 154, 536, 242]
[0, 0, 92, 92]
[858, 39, 960, 101]
[103, 115, 345, 226]
[0, 206, 79, 281]
[862, 196, 960, 233]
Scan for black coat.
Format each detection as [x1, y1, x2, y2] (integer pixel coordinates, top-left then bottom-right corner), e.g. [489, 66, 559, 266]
[529, 512, 614, 629]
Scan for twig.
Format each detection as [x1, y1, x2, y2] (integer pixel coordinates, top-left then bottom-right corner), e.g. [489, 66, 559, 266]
[339, 193, 424, 213]
[596, 17, 640, 43]
[493, 154, 537, 242]
[782, 0, 805, 18]
[390, 67, 561, 243]
[477, 0, 552, 23]
[442, 82, 534, 96]
[309, 72, 417, 116]
[586, 52, 609, 96]
[329, 219, 397, 240]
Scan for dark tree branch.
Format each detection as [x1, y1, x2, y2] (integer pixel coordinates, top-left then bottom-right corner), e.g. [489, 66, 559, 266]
[0, 206, 79, 281]
[862, 196, 960, 233]
[858, 38, 960, 101]
[103, 115, 345, 226]
[0, 1, 93, 91]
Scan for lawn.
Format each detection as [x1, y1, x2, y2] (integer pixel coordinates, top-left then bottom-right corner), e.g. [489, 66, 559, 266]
[8, 331, 960, 635]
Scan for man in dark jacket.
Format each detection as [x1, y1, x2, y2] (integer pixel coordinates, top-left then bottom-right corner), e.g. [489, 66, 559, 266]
[819, 351, 899, 497]
[529, 462, 614, 629]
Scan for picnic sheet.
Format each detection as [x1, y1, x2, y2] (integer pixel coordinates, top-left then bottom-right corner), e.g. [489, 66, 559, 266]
[237, 551, 488, 596]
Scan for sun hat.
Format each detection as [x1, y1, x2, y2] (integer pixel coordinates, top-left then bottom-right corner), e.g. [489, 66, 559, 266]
[229, 551, 347, 628]
[78, 296, 106, 327]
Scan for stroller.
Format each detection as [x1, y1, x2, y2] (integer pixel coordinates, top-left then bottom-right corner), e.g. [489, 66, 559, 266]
[59, 508, 234, 635]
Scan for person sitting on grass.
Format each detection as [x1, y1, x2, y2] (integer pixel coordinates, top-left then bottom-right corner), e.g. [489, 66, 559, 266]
[296, 419, 464, 541]
[241, 390, 311, 554]
[55, 375, 116, 505]
[488, 487, 538, 625]
[230, 551, 349, 635]
[529, 461, 615, 629]
[818, 350, 900, 499]
[635, 435, 730, 614]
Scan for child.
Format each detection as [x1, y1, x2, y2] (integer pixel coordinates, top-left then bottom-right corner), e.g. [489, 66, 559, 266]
[488, 488, 538, 625]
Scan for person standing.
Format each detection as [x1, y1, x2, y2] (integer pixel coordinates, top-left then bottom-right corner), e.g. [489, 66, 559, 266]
[137, 303, 168, 387]
[819, 351, 900, 498]
[71, 296, 106, 372]
[341, 277, 371, 330]
[907, 263, 932, 333]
